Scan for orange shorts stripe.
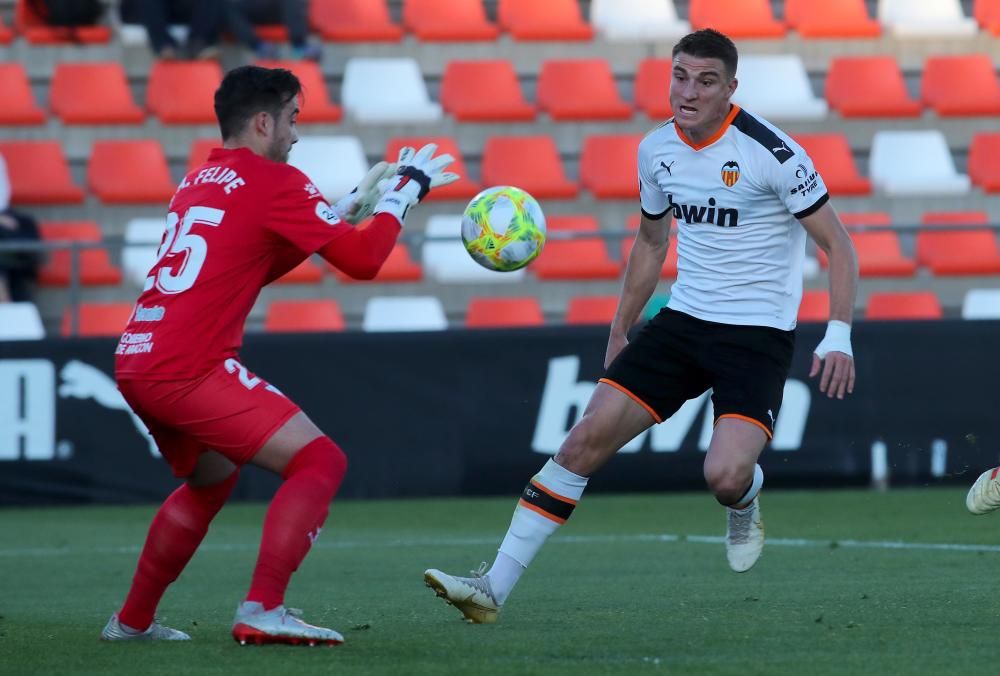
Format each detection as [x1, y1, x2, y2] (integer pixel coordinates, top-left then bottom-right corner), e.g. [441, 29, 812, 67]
[715, 413, 772, 440]
[597, 378, 662, 423]
[518, 498, 567, 524]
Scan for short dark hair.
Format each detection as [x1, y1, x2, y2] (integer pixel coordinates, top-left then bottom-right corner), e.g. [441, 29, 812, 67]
[214, 65, 302, 140]
[672, 29, 738, 79]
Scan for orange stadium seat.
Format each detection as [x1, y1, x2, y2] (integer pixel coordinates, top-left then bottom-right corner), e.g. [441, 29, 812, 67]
[620, 214, 679, 278]
[254, 60, 341, 123]
[497, 0, 593, 41]
[917, 211, 1000, 275]
[329, 243, 423, 283]
[309, 0, 403, 41]
[403, 0, 499, 41]
[537, 60, 632, 121]
[793, 134, 871, 195]
[272, 258, 325, 284]
[580, 134, 642, 199]
[187, 138, 220, 173]
[147, 60, 223, 124]
[688, 0, 785, 38]
[817, 231, 916, 277]
[921, 55, 1000, 117]
[975, 0, 1000, 34]
[798, 290, 830, 323]
[634, 59, 674, 119]
[565, 295, 619, 325]
[49, 63, 145, 124]
[441, 60, 536, 122]
[465, 297, 545, 328]
[865, 292, 943, 321]
[61, 302, 135, 337]
[38, 221, 123, 287]
[0, 64, 46, 124]
[15, 0, 110, 43]
[265, 300, 346, 332]
[0, 141, 84, 204]
[825, 57, 921, 118]
[533, 215, 620, 280]
[481, 136, 577, 199]
[969, 133, 1000, 192]
[253, 60, 336, 119]
[786, 0, 881, 38]
[384, 137, 481, 199]
[87, 140, 176, 204]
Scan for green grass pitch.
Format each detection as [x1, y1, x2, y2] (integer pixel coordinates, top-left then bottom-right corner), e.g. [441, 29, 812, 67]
[2, 488, 999, 675]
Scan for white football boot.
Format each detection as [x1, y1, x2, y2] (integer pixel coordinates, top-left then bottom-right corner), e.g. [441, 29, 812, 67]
[424, 563, 501, 624]
[231, 602, 343, 646]
[100, 613, 191, 641]
[967, 467, 1000, 515]
[726, 497, 764, 573]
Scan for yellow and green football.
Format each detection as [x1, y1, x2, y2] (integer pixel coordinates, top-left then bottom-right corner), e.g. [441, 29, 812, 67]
[461, 186, 546, 272]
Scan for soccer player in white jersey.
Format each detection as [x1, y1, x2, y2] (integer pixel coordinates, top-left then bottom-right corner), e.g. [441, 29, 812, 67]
[424, 29, 859, 624]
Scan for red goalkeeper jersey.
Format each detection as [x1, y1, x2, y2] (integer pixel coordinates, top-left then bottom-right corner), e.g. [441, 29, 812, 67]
[115, 147, 351, 380]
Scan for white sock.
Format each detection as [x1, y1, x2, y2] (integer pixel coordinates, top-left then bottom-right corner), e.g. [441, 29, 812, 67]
[489, 459, 588, 604]
[730, 464, 764, 510]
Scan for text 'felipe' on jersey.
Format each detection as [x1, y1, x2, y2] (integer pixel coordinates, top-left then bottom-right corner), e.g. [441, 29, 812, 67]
[115, 147, 354, 380]
[638, 105, 829, 331]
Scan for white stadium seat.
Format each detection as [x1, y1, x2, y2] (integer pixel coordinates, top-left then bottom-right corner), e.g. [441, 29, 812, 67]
[590, 0, 690, 41]
[732, 55, 828, 121]
[0, 302, 45, 340]
[362, 296, 448, 331]
[869, 130, 971, 196]
[288, 135, 368, 202]
[421, 215, 526, 283]
[878, 0, 978, 37]
[342, 58, 443, 124]
[962, 289, 1000, 319]
[124, 218, 165, 244]
[122, 218, 165, 286]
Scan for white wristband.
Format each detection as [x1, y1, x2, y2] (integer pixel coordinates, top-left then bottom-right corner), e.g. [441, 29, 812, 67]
[814, 319, 853, 359]
[373, 180, 422, 224]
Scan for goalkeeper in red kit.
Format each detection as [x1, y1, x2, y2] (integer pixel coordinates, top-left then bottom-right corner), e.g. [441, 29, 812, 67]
[100, 65, 458, 646]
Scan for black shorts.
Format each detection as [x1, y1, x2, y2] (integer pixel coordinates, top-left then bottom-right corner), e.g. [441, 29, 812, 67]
[602, 308, 795, 438]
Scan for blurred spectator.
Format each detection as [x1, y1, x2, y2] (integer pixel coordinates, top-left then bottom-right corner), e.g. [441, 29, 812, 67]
[119, 0, 226, 60]
[27, 0, 104, 28]
[0, 154, 41, 304]
[226, 0, 321, 62]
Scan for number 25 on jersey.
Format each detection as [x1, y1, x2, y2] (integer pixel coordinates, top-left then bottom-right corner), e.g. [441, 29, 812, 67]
[145, 206, 225, 294]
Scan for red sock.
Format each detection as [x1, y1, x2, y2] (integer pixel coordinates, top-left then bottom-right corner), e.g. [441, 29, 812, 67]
[118, 470, 238, 631]
[246, 437, 347, 610]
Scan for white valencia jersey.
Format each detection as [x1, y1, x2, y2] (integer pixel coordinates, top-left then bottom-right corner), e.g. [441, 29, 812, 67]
[638, 105, 828, 330]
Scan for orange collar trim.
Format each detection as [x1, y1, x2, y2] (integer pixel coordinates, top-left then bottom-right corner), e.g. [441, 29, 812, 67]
[674, 105, 741, 151]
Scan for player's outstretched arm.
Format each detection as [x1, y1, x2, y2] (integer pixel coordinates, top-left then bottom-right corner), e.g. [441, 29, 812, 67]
[800, 202, 859, 399]
[318, 144, 460, 279]
[606, 212, 671, 368]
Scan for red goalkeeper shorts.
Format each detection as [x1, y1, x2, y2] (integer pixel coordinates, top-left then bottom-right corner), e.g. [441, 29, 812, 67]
[117, 359, 302, 477]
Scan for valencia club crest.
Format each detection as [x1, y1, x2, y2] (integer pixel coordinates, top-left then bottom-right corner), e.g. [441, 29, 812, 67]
[721, 160, 740, 187]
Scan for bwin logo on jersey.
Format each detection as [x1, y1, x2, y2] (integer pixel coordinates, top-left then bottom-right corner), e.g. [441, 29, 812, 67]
[667, 194, 740, 228]
[721, 160, 740, 187]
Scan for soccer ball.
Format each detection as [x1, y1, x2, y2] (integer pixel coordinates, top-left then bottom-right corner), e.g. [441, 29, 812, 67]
[461, 186, 546, 272]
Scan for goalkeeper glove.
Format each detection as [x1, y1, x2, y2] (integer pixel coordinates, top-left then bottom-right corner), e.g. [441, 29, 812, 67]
[374, 144, 460, 223]
[330, 161, 398, 225]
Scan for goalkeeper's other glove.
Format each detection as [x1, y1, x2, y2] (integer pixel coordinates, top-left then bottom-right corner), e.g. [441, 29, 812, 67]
[374, 144, 460, 223]
[331, 161, 398, 225]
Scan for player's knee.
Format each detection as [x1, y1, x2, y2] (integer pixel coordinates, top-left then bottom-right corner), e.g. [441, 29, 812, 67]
[285, 436, 348, 496]
[704, 465, 747, 505]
